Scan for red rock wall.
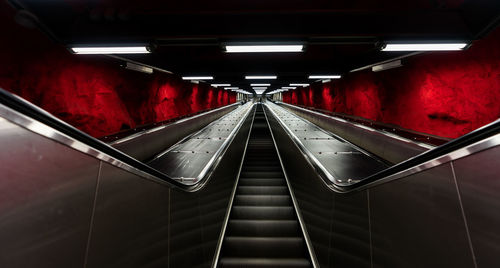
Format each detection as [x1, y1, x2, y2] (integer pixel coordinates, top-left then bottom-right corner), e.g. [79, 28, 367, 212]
[283, 28, 500, 138]
[0, 5, 235, 138]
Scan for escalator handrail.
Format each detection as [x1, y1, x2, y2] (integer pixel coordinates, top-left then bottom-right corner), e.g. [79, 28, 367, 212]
[0, 87, 247, 192]
[265, 103, 500, 193]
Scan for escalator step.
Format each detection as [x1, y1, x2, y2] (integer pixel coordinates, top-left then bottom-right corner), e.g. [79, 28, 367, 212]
[237, 186, 288, 195]
[227, 220, 300, 237]
[223, 237, 306, 258]
[234, 195, 292, 206]
[239, 178, 285, 186]
[242, 166, 282, 171]
[240, 171, 284, 178]
[231, 206, 295, 220]
[219, 258, 311, 268]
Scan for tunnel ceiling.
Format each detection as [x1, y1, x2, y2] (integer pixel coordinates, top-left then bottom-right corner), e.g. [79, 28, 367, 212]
[8, 0, 500, 93]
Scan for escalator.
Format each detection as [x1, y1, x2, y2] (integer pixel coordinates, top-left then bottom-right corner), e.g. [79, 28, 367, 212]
[218, 104, 312, 267]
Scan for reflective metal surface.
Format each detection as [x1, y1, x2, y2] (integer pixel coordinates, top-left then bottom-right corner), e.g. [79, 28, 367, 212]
[453, 146, 500, 268]
[111, 103, 240, 162]
[170, 105, 254, 267]
[278, 102, 434, 163]
[85, 162, 170, 267]
[265, 111, 371, 267]
[0, 117, 100, 268]
[266, 103, 485, 268]
[369, 164, 474, 268]
[265, 102, 387, 185]
[148, 103, 253, 184]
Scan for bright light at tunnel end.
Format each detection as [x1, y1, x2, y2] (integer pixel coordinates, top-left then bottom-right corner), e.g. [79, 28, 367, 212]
[71, 46, 150, 54]
[225, 45, 304, 53]
[382, 43, 468, 51]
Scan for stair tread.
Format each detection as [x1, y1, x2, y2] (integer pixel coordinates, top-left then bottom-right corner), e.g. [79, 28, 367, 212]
[219, 257, 311, 267]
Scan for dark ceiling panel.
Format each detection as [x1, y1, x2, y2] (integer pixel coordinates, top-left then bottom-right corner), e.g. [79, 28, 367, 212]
[7, 0, 500, 93]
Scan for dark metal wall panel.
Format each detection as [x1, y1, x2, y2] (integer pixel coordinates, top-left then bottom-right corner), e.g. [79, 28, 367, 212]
[369, 164, 475, 268]
[0, 118, 100, 268]
[453, 146, 500, 268]
[85, 162, 170, 268]
[331, 191, 371, 268]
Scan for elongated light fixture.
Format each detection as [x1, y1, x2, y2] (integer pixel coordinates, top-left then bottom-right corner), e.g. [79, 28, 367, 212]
[251, 83, 271, 86]
[182, 76, 214, 80]
[282, 86, 296, 89]
[382, 43, 467, 51]
[309, 75, 341, 79]
[224, 87, 239, 90]
[245, 75, 277, 80]
[71, 46, 150, 54]
[225, 45, 303, 53]
[290, 83, 310, 87]
[211, 84, 231, 87]
[252, 87, 267, 90]
[254, 89, 266, 94]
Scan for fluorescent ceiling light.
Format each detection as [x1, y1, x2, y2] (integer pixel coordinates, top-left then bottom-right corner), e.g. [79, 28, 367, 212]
[309, 75, 341, 79]
[251, 83, 271, 86]
[245, 76, 277, 80]
[372, 60, 403, 72]
[252, 87, 267, 90]
[290, 83, 309, 87]
[71, 46, 150, 54]
[254, 90, 266, 94]
[211, 84, 231, 87]
[225, 45, 303, 53]
[322, 79, 331, 83]
[282, 87, 296, 89]
[182, 76, 214, 80]
[382, 43, 467, 51]
[224, 87, 239, 90]
[124, 62, 153, 74]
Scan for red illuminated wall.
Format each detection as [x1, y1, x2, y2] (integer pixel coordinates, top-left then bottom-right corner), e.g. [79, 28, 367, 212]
[0, 5, 235, 138]
[283, 28, 500, 138]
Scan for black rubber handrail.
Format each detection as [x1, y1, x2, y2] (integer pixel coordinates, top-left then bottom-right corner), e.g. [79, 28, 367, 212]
[0, 87, 238, 192]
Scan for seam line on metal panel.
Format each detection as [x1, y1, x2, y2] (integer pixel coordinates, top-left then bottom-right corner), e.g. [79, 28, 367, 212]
[367, 189, 374, 268]
[167, 188, 171, 268]
[83, 161, 103, 268]
[450, 162, 478, 268]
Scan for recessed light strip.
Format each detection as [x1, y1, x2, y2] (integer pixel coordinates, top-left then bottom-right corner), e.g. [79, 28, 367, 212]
[290, 83, 310, 87]
[71, 46, 150, 54]
[182, 76, 214, 80]
[245, 76, 277, 80]
[309, 75, 341, 79]
[226, 45, 304, 53]
[211, 84, 231, 87]
[250, 83, 271, 86]
[382, 43, 467, 51]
